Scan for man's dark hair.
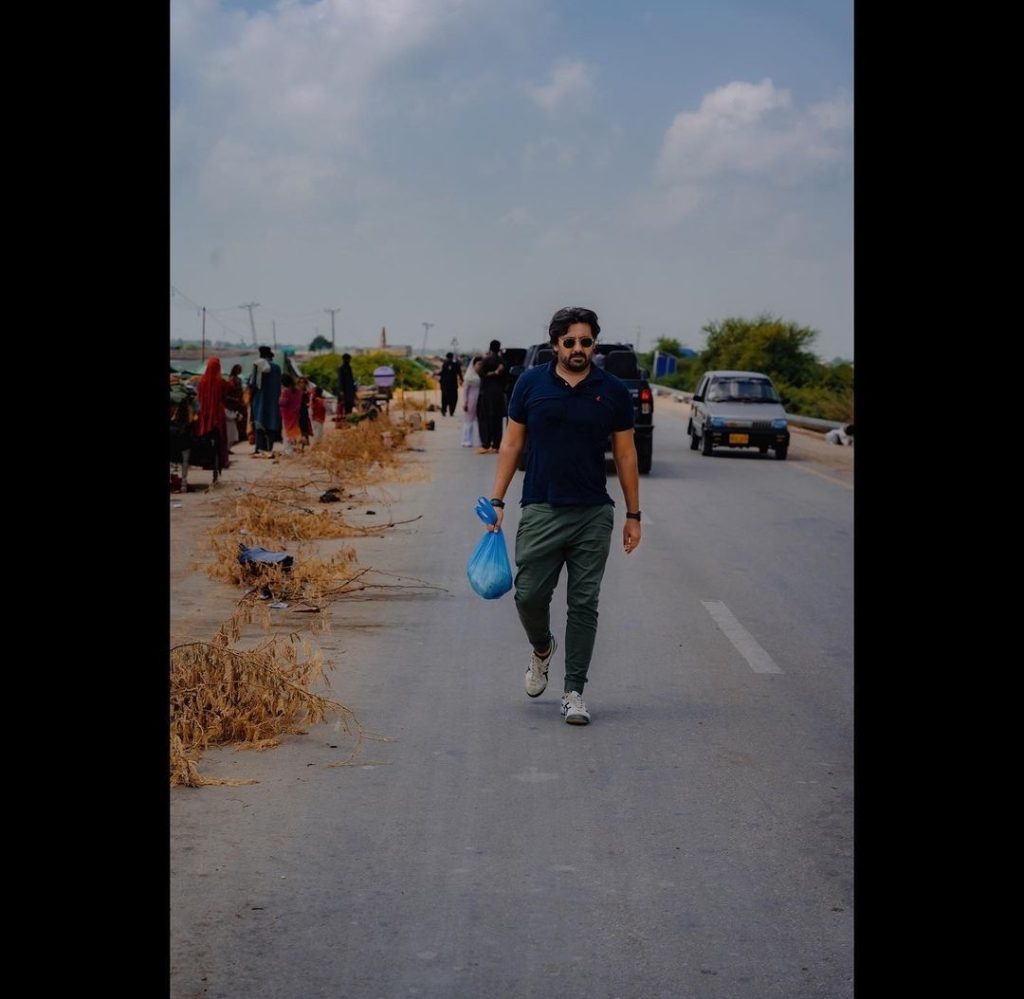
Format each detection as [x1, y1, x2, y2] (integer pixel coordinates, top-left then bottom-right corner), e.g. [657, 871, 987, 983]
[258, 345, 274, 358]
[489, 339, 501, 353]
[548, 307, 600, 343]
[446, 352, 453, 360]
[342, 353, 352, 362]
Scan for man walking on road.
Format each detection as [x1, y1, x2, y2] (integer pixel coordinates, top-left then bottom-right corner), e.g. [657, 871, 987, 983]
[485, 306, 641, 725]
[336, 353, 356, 418]
[438, 352, 463, 417]
[249, 345, 282, 457]
[476, 339, 507, 453]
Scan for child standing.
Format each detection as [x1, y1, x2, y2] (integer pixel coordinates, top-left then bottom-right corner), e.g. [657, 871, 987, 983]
[297, 377, 312, 449]
[279, 374, 303, 456]
[310, 386, 327, 442]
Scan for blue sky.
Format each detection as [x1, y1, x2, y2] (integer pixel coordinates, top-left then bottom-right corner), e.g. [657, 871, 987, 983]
[171, 0, 853, 361]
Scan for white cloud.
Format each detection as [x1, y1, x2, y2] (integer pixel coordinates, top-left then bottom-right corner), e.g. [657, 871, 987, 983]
[808, 93, 854, 132]
[642, 78, 852, 220]
[526, 59, 595, 113]
[172, 0, 487, 210]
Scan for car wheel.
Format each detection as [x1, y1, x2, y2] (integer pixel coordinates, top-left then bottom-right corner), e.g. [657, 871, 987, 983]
[701, 429, 714, 456]
[689, 425, 700, 450]
[774, 444, 788, 460]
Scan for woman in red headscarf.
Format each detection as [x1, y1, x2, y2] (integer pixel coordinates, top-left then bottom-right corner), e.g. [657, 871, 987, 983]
[196, 357, 230, 471]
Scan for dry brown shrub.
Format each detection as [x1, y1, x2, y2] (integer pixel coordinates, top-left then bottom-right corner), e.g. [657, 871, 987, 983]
[391, 390, 431, 411]
[221, 493, 377, 542]
[203, 539, 445, 607]
[170, 628, 355, 787]
[204, 537, 361, 609]
[310, 418, 405, 482]
[228, 589, 331, 636]
[171, 412, 431, 787]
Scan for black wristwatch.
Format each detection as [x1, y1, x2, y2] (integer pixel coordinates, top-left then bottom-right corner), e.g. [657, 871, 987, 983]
[490, 498, 505, 509]
[625, 510, 641, 521]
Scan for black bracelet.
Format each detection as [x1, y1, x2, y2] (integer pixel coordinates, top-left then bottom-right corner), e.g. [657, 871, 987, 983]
[625, 510, 641, 521]
[490, 498, 505, 508]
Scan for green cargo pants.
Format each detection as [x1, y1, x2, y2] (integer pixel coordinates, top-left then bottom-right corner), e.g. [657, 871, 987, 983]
[514, 502, 615, 694]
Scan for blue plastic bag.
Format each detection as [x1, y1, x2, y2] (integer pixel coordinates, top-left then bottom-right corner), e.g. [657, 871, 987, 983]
[467, 497, 513, 599]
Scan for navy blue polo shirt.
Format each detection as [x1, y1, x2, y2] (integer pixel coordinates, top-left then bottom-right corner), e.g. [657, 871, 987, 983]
[508, 360, 634, 507]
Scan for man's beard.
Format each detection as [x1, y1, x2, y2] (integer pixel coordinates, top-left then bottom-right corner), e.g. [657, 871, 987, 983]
[562, 352, 590, 371]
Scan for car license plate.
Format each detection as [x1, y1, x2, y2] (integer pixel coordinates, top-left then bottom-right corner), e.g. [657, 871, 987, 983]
[728, 433, 749, 444]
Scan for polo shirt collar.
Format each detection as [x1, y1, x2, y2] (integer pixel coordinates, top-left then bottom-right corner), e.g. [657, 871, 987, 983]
[547, 358, 606, 389]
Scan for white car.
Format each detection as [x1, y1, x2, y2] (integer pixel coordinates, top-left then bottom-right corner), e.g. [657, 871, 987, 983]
[688, 370, 790, 460]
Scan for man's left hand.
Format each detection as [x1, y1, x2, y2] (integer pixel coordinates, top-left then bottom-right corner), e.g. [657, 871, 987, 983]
[623, 520, 641, 554]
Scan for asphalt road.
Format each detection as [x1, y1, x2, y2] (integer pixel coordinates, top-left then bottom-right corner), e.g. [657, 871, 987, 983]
[170, 402, 853, 999]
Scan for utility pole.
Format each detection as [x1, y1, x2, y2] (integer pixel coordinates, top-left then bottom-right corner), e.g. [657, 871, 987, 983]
[421, 321, 434, 357]
[201, 306, 206, 362]
[272, 321, 277, 348]
[240, 302, 260, 347]
[325, 307, 340, 350]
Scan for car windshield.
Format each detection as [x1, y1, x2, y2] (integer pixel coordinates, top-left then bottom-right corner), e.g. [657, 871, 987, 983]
[707, 379, 779, 403]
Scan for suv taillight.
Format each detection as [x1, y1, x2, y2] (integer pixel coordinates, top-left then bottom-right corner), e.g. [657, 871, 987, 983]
[640, 387, 652, 402]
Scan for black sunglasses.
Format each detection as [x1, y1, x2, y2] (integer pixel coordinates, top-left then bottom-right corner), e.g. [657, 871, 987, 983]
[559, 336, 595, 349]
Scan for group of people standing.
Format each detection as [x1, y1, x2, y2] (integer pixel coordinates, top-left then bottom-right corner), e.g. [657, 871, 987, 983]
[183, 346, 329, 470]
[439, 340, 510, 453]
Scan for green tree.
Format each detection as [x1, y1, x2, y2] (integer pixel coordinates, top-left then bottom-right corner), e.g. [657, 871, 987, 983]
[654, 337, 684, 356]
[299, 352, 435, 392]
[300, 352, 342, 390]
[350, 351, 434, 390]
[309, 334, 332, 352]
[643, 313, 854, 420]
[700, 314, 820, 386]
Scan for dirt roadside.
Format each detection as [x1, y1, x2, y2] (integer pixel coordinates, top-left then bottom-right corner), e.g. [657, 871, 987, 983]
[169, 395, 437, 649]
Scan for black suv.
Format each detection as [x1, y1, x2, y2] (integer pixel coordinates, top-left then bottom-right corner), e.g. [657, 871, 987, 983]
[508, 342, 654, 474]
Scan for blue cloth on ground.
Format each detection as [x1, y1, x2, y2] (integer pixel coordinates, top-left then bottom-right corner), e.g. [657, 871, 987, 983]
[238, 545, 294, 569]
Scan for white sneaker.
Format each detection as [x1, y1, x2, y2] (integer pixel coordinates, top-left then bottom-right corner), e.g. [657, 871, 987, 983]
[524, 636, 556, 697]
[560, 690, 590, 725]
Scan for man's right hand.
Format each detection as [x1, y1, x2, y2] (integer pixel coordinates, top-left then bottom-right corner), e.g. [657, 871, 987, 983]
[488, 506, 504, 532]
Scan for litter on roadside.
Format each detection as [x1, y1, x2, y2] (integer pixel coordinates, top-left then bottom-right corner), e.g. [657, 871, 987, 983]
[237, 545, 295, 569]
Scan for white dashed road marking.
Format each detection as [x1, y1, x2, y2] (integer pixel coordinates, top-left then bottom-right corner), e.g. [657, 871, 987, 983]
[701, 600, 783, 674]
